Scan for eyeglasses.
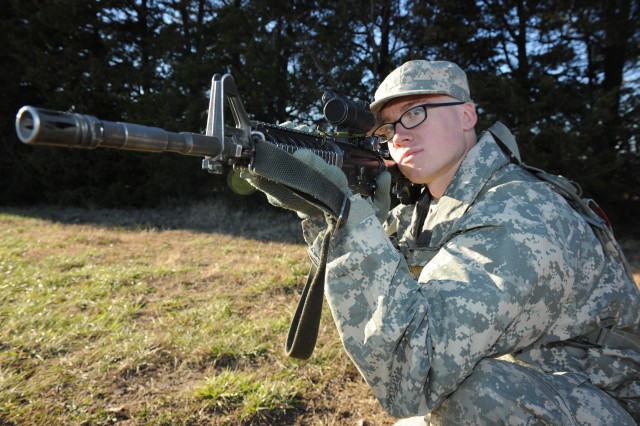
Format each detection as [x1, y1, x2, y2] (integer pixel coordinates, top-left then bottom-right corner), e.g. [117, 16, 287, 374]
[373, 101, 465, 143]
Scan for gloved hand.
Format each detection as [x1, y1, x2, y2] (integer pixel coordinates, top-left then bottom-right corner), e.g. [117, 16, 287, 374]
[372, 171, 391, 224]
[292, 149, 350, 193]
[241, 170, 323, 219]
[292, 150, 392, 229]
[242, 121, 329, 219]
[245, 147, 392, 227]
[242, 145, 350, 219]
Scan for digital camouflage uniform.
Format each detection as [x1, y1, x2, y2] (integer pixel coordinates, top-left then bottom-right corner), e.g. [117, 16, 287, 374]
[305, 129, 640, 424]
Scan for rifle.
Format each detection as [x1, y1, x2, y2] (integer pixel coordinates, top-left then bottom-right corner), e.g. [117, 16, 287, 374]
[15, 74, 418, 204]
[15, 73, 419, 360]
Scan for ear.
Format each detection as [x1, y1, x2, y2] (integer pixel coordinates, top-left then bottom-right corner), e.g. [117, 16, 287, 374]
[462, 103, 477, 131]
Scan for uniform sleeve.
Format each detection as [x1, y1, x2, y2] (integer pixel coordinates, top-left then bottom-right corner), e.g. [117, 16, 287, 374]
[319, 198, 574, 417]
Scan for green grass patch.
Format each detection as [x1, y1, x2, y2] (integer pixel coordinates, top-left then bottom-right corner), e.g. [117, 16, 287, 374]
[196, 369, 303, 421]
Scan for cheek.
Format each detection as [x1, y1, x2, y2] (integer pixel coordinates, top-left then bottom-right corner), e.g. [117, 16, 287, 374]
[388, 146, 402, 162]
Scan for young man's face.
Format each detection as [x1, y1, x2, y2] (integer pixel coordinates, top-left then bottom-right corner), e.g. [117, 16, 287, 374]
[379, 94, 476, 198]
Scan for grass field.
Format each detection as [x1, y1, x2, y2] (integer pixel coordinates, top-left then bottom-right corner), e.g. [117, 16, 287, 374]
[0, 202, 396, 425]
[1, 202, 638, 425]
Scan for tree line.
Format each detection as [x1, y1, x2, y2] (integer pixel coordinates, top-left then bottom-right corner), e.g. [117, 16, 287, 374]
[1, 0, 638, 234]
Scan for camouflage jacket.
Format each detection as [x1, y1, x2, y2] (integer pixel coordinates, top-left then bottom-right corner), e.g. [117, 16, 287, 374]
[309, 128, 640, 418]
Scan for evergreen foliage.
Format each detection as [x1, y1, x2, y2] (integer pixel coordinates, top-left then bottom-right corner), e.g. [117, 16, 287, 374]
[1, 0, 638, 234]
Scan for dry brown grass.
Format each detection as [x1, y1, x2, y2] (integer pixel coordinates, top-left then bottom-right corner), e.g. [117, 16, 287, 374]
[1, 202, 639, 425]
[0, 203, 397, 425]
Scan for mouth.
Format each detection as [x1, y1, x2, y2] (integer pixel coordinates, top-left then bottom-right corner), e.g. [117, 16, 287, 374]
[399, 149, 423, 165]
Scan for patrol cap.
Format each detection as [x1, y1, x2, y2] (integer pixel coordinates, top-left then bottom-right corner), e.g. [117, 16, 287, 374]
[370, 60, 472, 116]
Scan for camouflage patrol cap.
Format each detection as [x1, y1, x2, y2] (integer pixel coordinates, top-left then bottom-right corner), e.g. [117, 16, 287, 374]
[370, 60, 472, 116]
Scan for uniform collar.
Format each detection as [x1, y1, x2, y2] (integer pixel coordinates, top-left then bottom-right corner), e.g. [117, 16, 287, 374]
[424, 130, 511, 243]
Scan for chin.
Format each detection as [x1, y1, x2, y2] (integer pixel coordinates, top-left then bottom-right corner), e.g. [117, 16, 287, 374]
[398, 166, 426, 185]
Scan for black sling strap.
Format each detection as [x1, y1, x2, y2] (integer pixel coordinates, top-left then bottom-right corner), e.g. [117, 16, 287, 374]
[284, 229, 333, 359]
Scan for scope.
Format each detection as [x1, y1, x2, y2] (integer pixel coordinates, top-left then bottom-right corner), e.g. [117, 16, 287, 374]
[322, 91, 375, 135]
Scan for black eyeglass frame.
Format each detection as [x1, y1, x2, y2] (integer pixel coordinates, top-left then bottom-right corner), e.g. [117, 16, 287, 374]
[373, 101, 466, 143]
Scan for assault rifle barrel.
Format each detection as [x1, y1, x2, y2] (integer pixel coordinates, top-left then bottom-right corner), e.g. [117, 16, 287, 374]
[15, 106, 223, 157]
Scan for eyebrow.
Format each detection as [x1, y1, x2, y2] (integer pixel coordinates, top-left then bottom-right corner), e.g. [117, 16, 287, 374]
[381, 99, 430, 122]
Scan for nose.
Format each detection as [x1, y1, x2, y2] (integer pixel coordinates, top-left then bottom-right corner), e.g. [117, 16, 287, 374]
[390, 122, 413, 147]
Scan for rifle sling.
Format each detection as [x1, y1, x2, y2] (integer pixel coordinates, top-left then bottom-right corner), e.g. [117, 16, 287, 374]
[284, 228, 332, 359]
[251, 142, 349, 359]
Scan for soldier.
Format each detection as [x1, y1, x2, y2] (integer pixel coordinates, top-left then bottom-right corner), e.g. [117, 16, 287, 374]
[247, 60, 640, 424]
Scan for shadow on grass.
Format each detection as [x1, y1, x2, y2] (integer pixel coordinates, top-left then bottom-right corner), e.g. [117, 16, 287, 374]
[0, 198, 306, 244]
